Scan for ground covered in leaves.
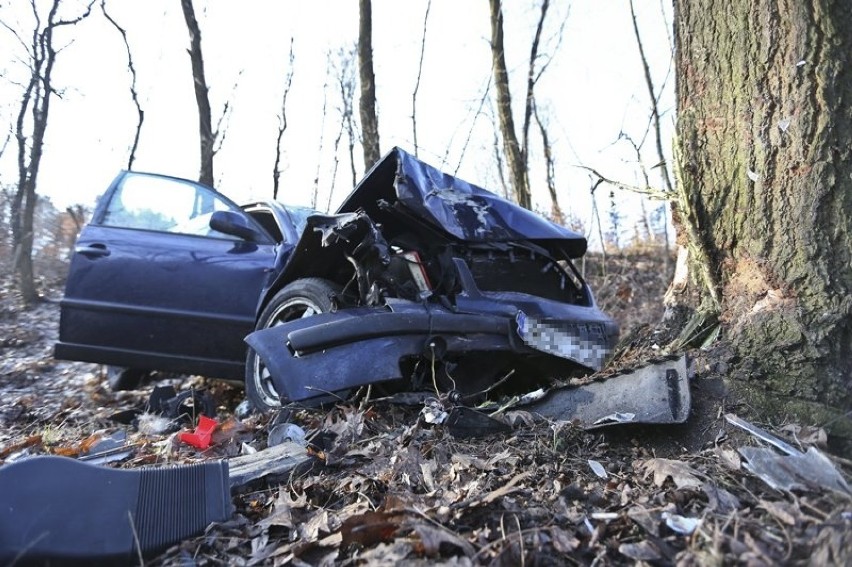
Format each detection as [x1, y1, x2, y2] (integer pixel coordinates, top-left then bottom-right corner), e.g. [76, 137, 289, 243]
[1, 270, 851, 566]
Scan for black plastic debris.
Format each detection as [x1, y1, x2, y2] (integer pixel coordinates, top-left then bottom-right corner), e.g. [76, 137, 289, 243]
[109, 386, 217, 434]
[0, 456, 231, 564]
[445, 406, 511, 438]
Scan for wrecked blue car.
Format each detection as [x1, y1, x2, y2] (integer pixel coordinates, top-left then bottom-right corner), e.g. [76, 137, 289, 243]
[56, 147, 618, 410]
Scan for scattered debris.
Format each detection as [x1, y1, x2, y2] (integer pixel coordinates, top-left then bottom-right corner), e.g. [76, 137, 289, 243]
[0, 456, 231, 563]
[178, 415, 218, 450]
[227, 442, 312, 487]
[662, 511, 702, 535]
[725, 413, 852, 497]
[523, 354, 690, 428]
[268, 422, 307, 447]
[588, 459, 608, 479]
[3, 278, 851, 565]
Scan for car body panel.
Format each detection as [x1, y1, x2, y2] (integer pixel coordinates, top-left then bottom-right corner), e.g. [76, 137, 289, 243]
[56, 172, 285, 379]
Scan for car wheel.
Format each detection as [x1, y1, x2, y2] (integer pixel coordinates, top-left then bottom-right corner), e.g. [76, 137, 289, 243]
[245, 278, 341, 411]
[105, 366, 149, 391]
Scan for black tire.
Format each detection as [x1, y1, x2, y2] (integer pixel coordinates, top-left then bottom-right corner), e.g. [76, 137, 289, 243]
[245, 278, 340, 411]
[105, 366, 149, 391]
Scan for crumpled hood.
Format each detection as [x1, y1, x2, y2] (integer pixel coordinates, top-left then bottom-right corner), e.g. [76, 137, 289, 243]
[336, 147, 587, 257]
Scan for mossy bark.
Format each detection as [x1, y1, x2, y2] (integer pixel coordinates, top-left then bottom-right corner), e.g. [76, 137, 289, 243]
[673, 0, 852, 439]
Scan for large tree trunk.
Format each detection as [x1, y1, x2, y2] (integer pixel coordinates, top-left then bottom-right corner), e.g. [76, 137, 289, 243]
[673, 0, 852, 439]
[180, 0, 214, 187]
[358, 0, 381, 169]
[488, 0, 531, 210]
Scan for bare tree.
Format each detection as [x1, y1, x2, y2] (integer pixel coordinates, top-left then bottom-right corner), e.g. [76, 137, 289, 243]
[5, 0, 94, 303]
[629, 0, 673, 195]
[179, 0, 215, 187]
[272, 38, 295, 201]
[533, 106, 564, 224]
[101, 0, 143, 170]
[488, 0, 529, 208]
[357, 0, 381, 169]
[488, 0, 565, 210]
[312, 57, 330, 210]
[326, 46, 358, 213]
[410, 0, 431, 157]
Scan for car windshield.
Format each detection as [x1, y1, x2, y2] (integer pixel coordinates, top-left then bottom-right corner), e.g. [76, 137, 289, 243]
[283, 205, 317, 237]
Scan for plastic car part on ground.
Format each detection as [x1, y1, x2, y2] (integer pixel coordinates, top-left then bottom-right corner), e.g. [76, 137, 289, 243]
[0, 439, 314, 564]
[0, 456, 232, 564]
[521, 355, 692, 429]
[179, 415, 219, 450]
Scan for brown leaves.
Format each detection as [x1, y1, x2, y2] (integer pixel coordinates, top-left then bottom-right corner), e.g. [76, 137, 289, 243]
[341, 511, 404, 547]
[640, 457, 703, 489]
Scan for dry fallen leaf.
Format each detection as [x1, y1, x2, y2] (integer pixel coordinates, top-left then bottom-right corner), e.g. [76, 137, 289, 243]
[410, 522, 476, 557]
[340, 511, 404, 547]
[641, 458, 703, 489]
[715, 446, 741, 470]
[257, 489, 308, 530]
[619, 540, 661, 561]
[759, 499, 798, 526]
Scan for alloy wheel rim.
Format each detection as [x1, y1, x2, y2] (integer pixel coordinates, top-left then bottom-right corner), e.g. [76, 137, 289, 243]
[252, 297, 322, 408]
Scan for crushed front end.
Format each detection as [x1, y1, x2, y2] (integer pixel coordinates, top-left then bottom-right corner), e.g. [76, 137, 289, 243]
[246, 147, 618, 404]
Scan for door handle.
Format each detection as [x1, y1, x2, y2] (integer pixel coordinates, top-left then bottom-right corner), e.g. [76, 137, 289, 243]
[75, 244, 111, 257]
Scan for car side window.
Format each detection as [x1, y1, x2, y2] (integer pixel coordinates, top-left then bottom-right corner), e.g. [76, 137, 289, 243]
[102, 175, 240, 239]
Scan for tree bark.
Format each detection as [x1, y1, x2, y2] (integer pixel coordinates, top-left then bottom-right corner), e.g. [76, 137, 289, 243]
[488, 0, 531, 209]
[180, 0, 214, 187]
[674, 0, 852, 439]
[358, 0, 381, 169]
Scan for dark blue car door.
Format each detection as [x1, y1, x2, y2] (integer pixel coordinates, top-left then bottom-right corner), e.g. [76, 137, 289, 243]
[56, 172, 275, 379]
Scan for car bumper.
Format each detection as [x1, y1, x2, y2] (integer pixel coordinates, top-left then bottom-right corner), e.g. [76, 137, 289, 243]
[245, 300, 617, 403]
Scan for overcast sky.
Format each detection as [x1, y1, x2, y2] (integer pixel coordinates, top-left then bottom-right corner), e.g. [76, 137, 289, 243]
[0, 0, 674, 247]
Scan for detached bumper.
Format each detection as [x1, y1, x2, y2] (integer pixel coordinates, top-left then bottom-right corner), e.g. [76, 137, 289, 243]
[246, 300, 617, 403]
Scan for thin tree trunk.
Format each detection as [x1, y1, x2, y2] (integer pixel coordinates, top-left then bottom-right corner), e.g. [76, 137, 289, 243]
[358, 0, 381, 169]
[273, 39, 295, 201]
[533, 107, 564, 224]
[180, 0, 214, 187]
[410, 0, 431, 157]
[488, 0, 530, 209]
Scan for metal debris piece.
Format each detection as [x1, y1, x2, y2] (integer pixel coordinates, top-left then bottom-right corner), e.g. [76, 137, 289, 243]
[725, 413, 852, 497]
[724, 413, 797, 455]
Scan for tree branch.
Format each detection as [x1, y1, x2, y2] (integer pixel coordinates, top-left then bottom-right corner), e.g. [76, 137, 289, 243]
[574, 164, 672, 201]
[100, 0, 143, 170]
[410, 0, 431, 157]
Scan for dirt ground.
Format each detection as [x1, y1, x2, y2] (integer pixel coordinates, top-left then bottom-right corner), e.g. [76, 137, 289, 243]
[1, 257, 850, 566]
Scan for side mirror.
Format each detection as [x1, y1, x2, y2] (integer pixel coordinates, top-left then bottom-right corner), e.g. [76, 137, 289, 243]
[209, 210, 260, 242]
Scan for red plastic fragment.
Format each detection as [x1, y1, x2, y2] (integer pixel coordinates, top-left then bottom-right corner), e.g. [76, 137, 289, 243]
[178, 415, 218, 450]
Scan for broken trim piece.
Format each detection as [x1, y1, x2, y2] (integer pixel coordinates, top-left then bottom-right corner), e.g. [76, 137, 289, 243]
[523, 355, 691, 429]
